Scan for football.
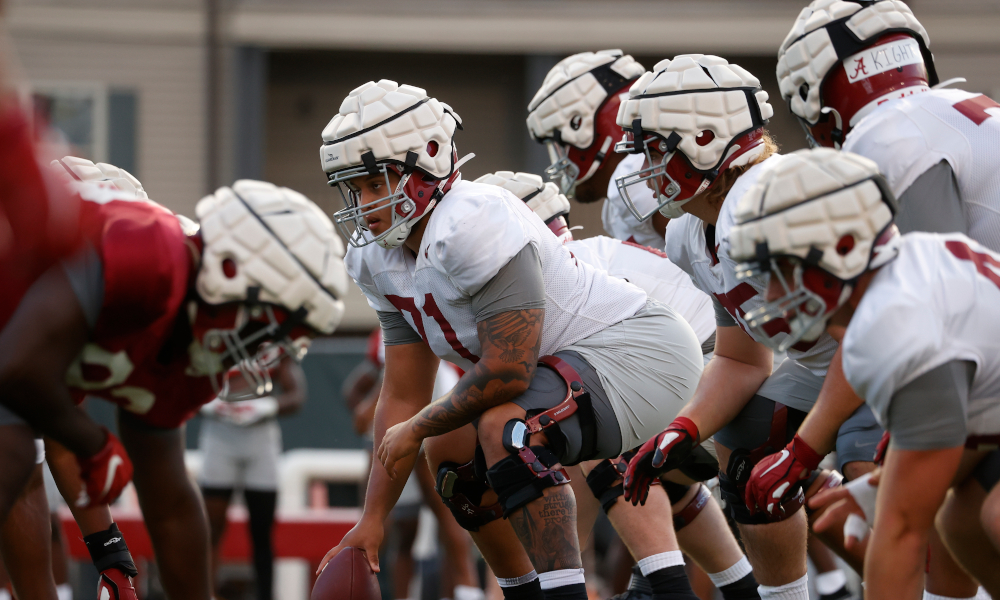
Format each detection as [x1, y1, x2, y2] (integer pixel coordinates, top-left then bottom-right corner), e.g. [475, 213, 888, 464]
[311, 547, 380, 600]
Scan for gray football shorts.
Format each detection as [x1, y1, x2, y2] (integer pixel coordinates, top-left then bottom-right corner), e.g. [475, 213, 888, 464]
[507, 349, 621, 466]
[715, 358, 883, 474]
[199, 418, 282, 491]
[834, 404, 884, 472]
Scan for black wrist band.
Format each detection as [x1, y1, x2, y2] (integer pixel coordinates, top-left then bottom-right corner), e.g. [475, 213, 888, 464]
[83, 523, 138, 577]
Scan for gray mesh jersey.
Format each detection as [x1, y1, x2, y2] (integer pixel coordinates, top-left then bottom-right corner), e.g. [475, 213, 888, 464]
[844, 88, 1000, 252]
[345, 179, 648, 372]
[843, 233, 1000, 440]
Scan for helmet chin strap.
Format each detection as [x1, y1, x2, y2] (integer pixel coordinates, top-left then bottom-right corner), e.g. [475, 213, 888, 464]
[377, 153, 476, 250]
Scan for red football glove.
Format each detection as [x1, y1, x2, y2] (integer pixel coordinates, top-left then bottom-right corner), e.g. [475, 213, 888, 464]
[97, 567, 139, 600]
[874, 431, 890, 465]
[75, 429, 133, 508]
[624, 417, 699, 506]
[745, 434, 823, 521]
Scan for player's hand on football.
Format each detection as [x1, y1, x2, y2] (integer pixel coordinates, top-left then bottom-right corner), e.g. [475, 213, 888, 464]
[744, 435, 823, 521]
[810, 468, 880, 550]
[623, 416, 699, 506]
[75, 429, 133, 508]
[378, 420, 421, 479]
[317, 518, 384, 575]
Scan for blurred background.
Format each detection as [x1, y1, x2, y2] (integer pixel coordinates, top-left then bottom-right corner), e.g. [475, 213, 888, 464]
[6, 0, 1000, 598]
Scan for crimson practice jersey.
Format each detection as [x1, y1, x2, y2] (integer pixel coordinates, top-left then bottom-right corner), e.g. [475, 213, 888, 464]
[0, 108, 82, 327]
[603, 153, 665, 250]
[346, 179, 648, 372]
[843, 233, 1000, 438]
[844, 88, 1000, 251]
[64, 189, 215, 429]
[565, 235, 714, 345]
[667, 154, 838, 376]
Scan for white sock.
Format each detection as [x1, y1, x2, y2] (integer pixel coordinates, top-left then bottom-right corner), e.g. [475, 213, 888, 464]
[976, 588, 992, 600]
[496, 571, 538, 588]
[455, 585, 485, 600]
[637, 551, 685, 576]
[923, 592, 978, 600]
[537, 569, 586, 590]
[0, 590, 11, 600]
[708, 556, 753, 588]
[815, 570, 847, 596]
[56, 583, 73, 600]
[758, 574, 809, 600]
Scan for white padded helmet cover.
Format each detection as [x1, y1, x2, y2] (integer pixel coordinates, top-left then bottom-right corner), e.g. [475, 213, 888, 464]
[526, 50, 644, 149]
[320, 79, 461, 179]
[51, 156, 148, 200]
[196, 180, 349, 334]
[730, 148, 892, 280]
[777, 0, 930, 124]
[616, 54, 774, 171]
[474, 171, 571, 222]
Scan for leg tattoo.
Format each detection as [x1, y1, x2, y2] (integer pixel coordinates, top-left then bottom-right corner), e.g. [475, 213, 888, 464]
[508, 486, 582, 572]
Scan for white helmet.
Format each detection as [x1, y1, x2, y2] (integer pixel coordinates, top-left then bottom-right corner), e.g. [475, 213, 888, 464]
[50, 155, 201, 234]
[195, 180, 349, 396]
[728, 148, 898, 351]
[615, 54, 774, 220]
[474, 171, 573, 242]
[526, 50, 645, 196]
[50, 156, 147, 199]
[777, 0, 936, 147]
[320, 80, 470, 249]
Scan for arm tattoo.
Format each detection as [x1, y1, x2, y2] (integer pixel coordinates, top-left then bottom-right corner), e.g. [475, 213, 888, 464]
[410, 308, 543, 438]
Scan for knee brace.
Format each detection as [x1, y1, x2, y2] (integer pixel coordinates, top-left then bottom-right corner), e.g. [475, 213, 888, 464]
[485, 444, 570, 516]
[586, 453, 633, 513]
[677, 444, 720, 483]
[720, 450, 771, 525]
[436, 459, 503, 531]
[671, 483, 711, 531]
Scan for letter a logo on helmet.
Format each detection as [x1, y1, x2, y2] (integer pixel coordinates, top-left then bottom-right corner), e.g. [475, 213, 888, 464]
[777, 0, 938, 148]
[526, 50, 645, 196]
[320, 80, 472, 249]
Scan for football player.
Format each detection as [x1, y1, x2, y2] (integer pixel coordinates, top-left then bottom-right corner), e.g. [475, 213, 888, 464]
[1, 155, 348, 599]
[317, 80, 707, 600]
[475, 171, 762, 600]
[526, 50, 670, 250]
[773, 4, 1000, 595]
[614, 55, 876, 600]
[0, 105, 88, 528]
[727, 147, 1000, 599]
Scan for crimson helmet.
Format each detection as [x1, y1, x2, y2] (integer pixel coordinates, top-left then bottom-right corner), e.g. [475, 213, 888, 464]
[321, 80, 472, 249]
[614, 54, 773, 220]
[526, 50, 645, 197]
[777, 0, 938, 148]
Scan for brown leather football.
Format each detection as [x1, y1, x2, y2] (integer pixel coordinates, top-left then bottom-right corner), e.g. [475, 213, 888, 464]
[312, 547, 380, 600]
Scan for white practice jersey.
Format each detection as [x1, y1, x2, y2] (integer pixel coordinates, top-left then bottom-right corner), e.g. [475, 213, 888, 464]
[666, 155, 839, 376]
[844, 88, 1000, 251]
[346, 180, 648, 372]
[843, 233, 1000, 438]
[566, 235, 714, 344]
[602, 153, 665, 251]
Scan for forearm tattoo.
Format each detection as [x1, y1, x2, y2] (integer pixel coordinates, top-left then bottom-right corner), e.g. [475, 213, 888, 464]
[410, 309, 543, 438]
